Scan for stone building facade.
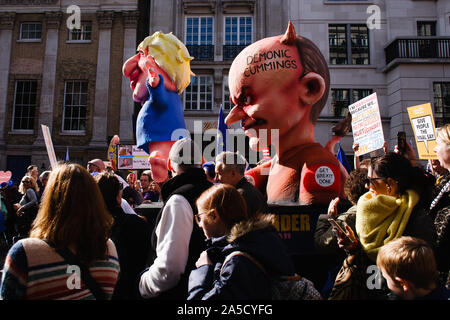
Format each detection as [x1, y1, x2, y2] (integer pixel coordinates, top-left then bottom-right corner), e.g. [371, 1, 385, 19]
[0, 0, 139, 181]
[1, 0, 449, 181]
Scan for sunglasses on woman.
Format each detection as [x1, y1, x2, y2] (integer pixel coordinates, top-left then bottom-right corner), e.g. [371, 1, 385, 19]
[365, 177, 384, 185]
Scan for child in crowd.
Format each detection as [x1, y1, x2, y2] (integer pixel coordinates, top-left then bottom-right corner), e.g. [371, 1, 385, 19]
[377, 236, 450, 300]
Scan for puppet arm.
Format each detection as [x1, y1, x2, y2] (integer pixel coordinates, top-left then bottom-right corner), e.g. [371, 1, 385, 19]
[244, 160, 272, 195]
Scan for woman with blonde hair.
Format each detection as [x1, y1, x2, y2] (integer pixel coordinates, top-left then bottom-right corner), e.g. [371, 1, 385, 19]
[1, 163, 120, 300]
[13, 175, 39, 241]
[188, 183, 296, 300]
[430, 123, 450, 288]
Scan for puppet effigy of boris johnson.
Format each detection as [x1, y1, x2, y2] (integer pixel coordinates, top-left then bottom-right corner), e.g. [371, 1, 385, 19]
[225, 21, 346, 205]
[122, 32, 193, 183]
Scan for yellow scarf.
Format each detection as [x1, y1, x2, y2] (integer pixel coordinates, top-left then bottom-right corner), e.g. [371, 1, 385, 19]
[356, 189, 419, 262]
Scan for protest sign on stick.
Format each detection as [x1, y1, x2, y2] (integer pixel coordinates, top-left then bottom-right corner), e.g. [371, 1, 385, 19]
[349, 92, 384, 156]
[41, 124, 57, 169]
[407, 103, 438, 160]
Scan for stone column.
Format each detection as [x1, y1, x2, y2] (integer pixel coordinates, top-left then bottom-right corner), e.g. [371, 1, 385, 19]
[0, 13, 15, 168]
[33, 11, 61, 147]
[90, 11, 114, 148]
[119, 10, 138, 145]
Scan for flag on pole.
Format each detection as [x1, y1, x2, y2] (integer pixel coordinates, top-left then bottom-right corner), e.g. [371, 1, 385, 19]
[217, 105, 228, 155]
[336, 143, 351, 173]
[65, 146, 69, 162]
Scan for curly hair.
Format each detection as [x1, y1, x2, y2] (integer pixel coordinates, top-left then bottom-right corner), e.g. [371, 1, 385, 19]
[344, 168, 368, 205]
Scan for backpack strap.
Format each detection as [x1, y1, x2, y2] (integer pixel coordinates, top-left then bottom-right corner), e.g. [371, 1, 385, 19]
[43, 240, 106, 300]
[221, 251, 271, 280]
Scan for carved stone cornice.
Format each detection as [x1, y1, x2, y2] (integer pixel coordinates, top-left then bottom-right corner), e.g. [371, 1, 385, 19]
[96, 11, 114, 29]
[0, 0, 57, 4]
[222, 0, 255, 14]
[44, 11, 62, 29]
[0, 12, 15, 30]
[183, 0, 216, 14]
[122, 10, 139, 29]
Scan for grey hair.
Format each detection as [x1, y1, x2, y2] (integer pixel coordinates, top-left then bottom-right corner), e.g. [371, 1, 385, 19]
[215, 151, 248, 176]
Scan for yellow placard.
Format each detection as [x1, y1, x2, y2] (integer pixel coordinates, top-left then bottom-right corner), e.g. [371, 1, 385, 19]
[407, 103, 438, 160]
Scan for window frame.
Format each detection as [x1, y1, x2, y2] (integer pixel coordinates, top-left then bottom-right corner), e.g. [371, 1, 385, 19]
[433, 82, 450, 128]
[223, 15, 253, 46]
[18, 22, 42, 41]
[417, 21, 437, 37]
[185, 16, 214, 46]
[184, 75, 214, 111]
[62, 80, 88, 134]
[329, 23, 370, 65]
[331, 88, 374, 117]
[11, 80, 38, 132]
[222, 75, 232, 110]
[67, 21, 92, 42]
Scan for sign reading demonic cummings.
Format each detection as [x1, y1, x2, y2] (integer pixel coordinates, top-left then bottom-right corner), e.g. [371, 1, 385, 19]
[407, 103, 438, 160]
[349, 92, 384, 156]
[244, 49, 297, 77]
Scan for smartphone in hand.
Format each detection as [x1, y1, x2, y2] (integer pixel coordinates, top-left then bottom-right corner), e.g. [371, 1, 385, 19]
[328, 217, 349, 240]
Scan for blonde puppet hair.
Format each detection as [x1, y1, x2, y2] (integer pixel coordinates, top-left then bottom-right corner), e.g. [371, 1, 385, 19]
[138, 31, 195, 94]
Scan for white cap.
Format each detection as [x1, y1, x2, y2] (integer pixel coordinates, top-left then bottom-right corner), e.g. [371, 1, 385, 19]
[169, 138, 203, 166]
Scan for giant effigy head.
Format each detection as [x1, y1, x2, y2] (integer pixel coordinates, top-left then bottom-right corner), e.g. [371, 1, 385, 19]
[123, 31, 194, 105]
[225, 21, 330, 151]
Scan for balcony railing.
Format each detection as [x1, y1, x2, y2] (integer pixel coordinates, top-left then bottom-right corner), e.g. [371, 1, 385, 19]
[223, 44, 247, 60]
[385, 37, 450, 64]
[186, 45, 214, 61]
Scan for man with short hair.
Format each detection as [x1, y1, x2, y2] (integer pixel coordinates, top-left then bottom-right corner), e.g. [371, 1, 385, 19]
[139, 138, 212, 299]
[215, 151, 267, 218]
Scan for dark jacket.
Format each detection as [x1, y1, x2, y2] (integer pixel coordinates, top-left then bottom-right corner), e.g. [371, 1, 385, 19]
[188, 215, 295, 300]
[429, 173, 450, 283]
[109, 206, 152, 300]
[236, 177, 268, 218]
[148, 168, 212, 299]
[314, 205, 357, 256]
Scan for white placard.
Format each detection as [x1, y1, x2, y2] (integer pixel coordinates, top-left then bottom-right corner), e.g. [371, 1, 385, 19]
[117, 145, 150, 170]
[349, 92, 384, 156]
[41, 124, 57, 169]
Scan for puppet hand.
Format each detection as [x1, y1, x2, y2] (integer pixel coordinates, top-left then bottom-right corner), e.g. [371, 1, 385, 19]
[147, 68, 160, 88]
[148, 151, 169, 183]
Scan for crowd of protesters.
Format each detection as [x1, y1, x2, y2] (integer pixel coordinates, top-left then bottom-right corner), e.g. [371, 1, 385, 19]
[0, 125, 449, 300]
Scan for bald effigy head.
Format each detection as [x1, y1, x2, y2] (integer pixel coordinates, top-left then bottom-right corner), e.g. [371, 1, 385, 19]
[226, 21, 330, 151]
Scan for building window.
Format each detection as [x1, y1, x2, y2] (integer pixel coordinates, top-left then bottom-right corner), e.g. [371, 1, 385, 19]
[433, 82, 450, 128]
[68, 22, 92, 41]
[184, 75, 213, 110]
[185, 17, 214, 60]
[417, 21, 436, 36]
[12, 80, 38, 130]
[329, 24, 369, 65]
[19, 23, 42, 40]
[223, 16, 252, 60]
[62, 81, 88, 132]
[331, 88, 373, 117]
[223, 76, 232, 110]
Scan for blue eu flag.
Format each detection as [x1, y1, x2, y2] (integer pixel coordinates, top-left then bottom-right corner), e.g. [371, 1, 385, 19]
[217, 105, 228, 154]
[337, 143, 351, 174]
